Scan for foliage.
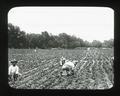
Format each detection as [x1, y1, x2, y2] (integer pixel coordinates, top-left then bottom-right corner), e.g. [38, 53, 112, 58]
[8, 23, 114, 49]
[91, 40, 102, 48]
[8, 23, 26, 48]
[102, 39, 114, 48]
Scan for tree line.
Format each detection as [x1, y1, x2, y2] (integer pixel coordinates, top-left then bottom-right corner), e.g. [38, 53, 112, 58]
[8, 23, 114, 49]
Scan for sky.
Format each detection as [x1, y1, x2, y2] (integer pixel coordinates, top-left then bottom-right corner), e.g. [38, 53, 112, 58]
[8, 7, 114, 42]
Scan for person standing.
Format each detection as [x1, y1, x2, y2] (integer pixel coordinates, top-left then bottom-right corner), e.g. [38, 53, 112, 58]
[8, 59, 22, 82]
[60, 56, 66, 66]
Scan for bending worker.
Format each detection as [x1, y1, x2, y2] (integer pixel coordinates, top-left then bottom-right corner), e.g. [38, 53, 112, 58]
[60, 56, 78, 76]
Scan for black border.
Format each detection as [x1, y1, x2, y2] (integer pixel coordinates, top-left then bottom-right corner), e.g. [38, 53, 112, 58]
[1, 0, 120, 96]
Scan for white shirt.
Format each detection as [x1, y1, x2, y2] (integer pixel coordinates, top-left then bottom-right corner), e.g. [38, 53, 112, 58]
[8, 65, 21, 75]
[62, 61, 75, 70]
[60, 57, 66, 65]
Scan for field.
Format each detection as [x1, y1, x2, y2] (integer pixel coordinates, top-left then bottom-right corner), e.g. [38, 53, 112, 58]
[8, 48, 114, 89]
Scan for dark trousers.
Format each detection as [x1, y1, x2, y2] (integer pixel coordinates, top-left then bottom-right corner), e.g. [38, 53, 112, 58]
[8, 73, 18, 82]
[62, 67, 74, 76]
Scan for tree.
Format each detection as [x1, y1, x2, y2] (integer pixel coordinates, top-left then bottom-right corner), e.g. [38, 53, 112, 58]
[91, 40, 102, 48]
[48, 35, 59, 48]
[40, 31, 50, 48]
[9, 23, 113, 49]
[102, 39, 114, 48]
[83, 40, 91, 47]
[8, 23, 26, 48]
[17, 31, 27, 48]
[58, 33, 70, 48]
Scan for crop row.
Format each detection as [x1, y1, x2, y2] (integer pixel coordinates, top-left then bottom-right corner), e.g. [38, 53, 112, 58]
[8, 48, 114, 89]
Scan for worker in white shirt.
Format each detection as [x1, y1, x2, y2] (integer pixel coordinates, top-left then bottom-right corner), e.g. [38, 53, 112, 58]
[60, 57, 78, 76]
[8, 59, 22, 82]
[60, 56, 66, 66]
[111, 56, 114, 61]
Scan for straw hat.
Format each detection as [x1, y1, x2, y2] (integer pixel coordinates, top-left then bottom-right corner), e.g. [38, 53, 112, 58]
[10, 59, 18, 64]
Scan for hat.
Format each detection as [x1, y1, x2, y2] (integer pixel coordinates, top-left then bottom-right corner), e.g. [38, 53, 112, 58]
[10, 59, 18, 64]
